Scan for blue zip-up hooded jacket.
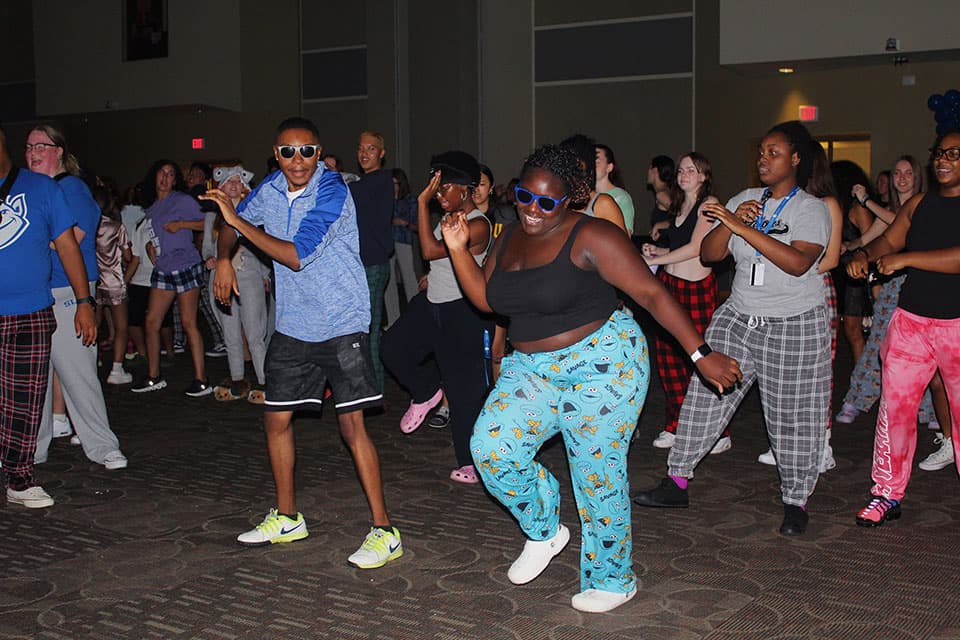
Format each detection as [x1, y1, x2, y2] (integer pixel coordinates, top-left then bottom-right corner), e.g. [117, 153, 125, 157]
[236, 165, 370, 343]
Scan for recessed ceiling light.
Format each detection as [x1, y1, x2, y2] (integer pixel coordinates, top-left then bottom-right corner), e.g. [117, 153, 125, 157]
[779, 67, 795, 74]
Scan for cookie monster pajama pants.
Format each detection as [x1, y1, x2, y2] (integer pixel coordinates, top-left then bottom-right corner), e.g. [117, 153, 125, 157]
[471, 311, 649, 594]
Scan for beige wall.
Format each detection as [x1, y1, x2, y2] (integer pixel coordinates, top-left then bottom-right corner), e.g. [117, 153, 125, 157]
[17, 1, 301, 190]
[697, 0, 960, 202]
[33, 0, 245, 114]
[719, 0, 960, 65]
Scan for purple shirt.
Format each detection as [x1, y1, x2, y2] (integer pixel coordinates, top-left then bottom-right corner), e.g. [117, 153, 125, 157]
[145, 191, 204, 273]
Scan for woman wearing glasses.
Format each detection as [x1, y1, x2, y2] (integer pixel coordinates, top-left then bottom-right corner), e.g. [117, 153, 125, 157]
[380, 151, 493, 484]
[25, 124, 127, 471]
[847, 130, 960, 526]
[439, 144, 740, 613]
[640, 152, 729, 454]
[132, 159, 211, 397]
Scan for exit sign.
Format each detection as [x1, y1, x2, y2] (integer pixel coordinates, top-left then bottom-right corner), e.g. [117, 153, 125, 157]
[191, 137, 206, 150]
[798, 105, 819, 122]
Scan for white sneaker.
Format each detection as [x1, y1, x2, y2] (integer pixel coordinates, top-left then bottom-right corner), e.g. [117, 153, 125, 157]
[507, 524, 570, 585]
[7, 486, 55, 508]
[237, 509, 308, 546]
[571, 587, 637, 613]
[348, 526, 404, 569]
[819, 431, 836, 473]
[919, 435, 954, 471]
[835, 403, 858, 424]
[758, 448, 776, 466]
[709, 436, 732, 455]
[103, 451, 128, 470]
[52, 414, 72, 438]
[652, 430, 675, 449]
[107, 369, 133, 385]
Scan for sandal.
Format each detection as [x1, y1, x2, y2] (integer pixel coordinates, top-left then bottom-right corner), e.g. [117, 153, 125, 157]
[214, 378, 249, 402]
[450, 465, 480, 484]
[247, 384, 266, 405]
[400, 389, 443, 434]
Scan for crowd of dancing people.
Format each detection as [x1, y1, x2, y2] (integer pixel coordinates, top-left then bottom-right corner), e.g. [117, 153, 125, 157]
[2, 115, 959, 613]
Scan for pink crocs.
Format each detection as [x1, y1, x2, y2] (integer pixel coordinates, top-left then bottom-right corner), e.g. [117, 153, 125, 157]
[400, 389, 443, 434]
[450, 465, 480, 484]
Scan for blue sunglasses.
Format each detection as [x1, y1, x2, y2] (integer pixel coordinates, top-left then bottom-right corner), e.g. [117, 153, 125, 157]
[514, 186, 568, 212]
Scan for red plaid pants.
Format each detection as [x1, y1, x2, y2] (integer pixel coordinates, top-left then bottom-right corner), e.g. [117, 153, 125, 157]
[0, 308, 56, 490]
[654, 271, 718, 434]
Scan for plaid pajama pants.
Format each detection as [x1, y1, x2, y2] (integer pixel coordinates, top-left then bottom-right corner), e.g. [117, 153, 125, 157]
[667, 303, 831, 505]
[0, 308, 56, 491]
[654, 271, 719, 434]
[823, 272, 838, 430]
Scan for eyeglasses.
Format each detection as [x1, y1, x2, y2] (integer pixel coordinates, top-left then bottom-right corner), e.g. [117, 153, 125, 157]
[25, 142, 59, 152]
[514, 186, 568, 212]
[277, 144, 319, 159]
[930, 146, 960, 161]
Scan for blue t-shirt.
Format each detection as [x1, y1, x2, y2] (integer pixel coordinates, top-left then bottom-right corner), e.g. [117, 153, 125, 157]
[237, 167, 370, 343]
[0, 169, 76, 315]
[50, 174, 100, 288]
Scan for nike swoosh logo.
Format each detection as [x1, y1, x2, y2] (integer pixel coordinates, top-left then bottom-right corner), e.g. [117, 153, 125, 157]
[388, 542, 401, 553]
[280, 522, 304, 535]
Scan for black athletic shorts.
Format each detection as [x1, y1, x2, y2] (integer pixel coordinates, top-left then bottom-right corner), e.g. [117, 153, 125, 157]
[263, 331, 383, 414]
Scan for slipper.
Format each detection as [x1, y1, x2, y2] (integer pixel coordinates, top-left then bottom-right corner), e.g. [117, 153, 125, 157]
[400, 389, 443, 434]
[247, 387, 266, 404]
[214, 378, 249, 402]
[450, 465, 480, 484]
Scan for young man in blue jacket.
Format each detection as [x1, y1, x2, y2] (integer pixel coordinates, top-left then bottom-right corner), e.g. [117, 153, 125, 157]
[204, 117, 401, 569]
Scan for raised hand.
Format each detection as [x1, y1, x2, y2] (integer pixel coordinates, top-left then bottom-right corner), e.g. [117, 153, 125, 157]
[440, 211, 470, 251]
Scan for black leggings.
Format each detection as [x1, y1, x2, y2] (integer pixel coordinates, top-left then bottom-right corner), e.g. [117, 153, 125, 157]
[381, 293, 492, 467]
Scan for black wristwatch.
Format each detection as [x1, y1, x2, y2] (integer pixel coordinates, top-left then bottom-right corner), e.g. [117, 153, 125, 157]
[690, 343, 713, 363]
[76, 296, 97, 310]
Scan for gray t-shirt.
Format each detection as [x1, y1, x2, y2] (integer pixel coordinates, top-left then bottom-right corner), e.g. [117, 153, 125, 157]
[428, 209, 491, 304]
[725, 187, 830, 317]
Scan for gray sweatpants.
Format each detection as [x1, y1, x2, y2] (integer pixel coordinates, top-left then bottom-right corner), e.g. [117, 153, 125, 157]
[667, 303, 831, 506]
[209, 250, 270, 385]
[35, 285, 121, 465]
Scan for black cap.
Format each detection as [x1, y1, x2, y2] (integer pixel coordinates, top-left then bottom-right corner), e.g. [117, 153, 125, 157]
[429, 150, 480, 187]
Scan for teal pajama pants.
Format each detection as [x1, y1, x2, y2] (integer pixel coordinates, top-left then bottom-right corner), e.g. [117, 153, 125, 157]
[471, 311, 649, 593]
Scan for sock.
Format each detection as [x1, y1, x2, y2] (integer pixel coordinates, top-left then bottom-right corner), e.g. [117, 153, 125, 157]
[53, 413, 67, 422]
[376, 525, 394, 534]
[112, 362, 124, 373]
[669, 475, 688, 490]
[279, 512, 299, 521]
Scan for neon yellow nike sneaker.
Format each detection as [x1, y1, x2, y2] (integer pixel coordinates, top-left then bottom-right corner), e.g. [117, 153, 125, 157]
[237, 508, 308, 546]
[348, 526, 403, 568]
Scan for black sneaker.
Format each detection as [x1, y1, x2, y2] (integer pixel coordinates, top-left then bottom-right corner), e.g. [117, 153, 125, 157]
[632, 477, 689, 508]
[184, 379, 213, 397]
[779, 504, 809, 536]
[205, 343, 228, 358]
[131, 377, 167, 393]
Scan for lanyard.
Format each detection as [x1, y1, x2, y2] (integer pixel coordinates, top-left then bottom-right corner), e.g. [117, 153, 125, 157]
[754, 185, 799, 257]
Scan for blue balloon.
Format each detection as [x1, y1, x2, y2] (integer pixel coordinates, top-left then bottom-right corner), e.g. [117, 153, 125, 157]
[929, 93, 945, 110]
[946, 89, 960, 106]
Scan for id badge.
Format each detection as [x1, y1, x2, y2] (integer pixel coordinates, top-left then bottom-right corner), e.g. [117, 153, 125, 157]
[750, 262, 765, 287]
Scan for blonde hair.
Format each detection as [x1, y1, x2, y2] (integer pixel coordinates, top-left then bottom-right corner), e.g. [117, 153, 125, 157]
[359, 130, 385, 149]
[30, 123, 81, 176]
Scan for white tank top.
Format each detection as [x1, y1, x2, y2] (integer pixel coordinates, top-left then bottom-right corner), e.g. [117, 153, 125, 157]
[427, 209, 492, 303]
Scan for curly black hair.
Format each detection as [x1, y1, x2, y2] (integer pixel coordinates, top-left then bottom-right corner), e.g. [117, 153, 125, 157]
[520, 144, 592, 209]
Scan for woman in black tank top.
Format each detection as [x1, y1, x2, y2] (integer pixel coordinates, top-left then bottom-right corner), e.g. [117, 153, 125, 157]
[846, 129, 960, 528]
[438, 144, 741, 613]
[639, 152, 726, 452]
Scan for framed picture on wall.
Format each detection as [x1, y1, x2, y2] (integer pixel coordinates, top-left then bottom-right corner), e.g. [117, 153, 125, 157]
[124, 0, 168, 61]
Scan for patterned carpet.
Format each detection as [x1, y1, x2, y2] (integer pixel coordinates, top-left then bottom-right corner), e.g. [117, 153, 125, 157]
[2, 346, 959, 640]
